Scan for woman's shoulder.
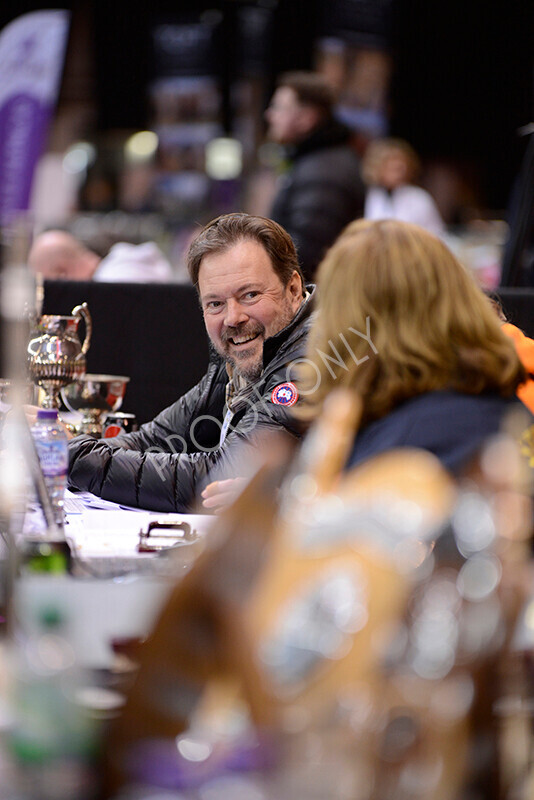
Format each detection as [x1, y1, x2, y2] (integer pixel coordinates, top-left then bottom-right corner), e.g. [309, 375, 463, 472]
[391, 390, 524, 431]
[347, 390, 529, 475]
[400, 389, 513, 411]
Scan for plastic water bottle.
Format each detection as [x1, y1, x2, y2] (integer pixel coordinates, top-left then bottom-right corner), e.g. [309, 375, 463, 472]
[26, 409, 72, 574]
[31, 409, 68, 530]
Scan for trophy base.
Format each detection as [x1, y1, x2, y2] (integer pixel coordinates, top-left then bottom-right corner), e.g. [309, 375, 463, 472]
[79, 412, 106, 437]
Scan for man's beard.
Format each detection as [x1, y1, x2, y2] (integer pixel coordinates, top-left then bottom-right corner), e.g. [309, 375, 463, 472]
[220, 321, 265, 382]
[215, 300, 297, 382]
[228, 356, 263, 382]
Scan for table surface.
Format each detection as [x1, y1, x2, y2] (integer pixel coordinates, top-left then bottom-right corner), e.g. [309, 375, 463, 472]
[16, 491, 216, 668]
[62, 489, 214, 558]
[24, 488, 214, 558]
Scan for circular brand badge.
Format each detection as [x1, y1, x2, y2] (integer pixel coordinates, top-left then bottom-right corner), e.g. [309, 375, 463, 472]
[271, 382, 299, 407]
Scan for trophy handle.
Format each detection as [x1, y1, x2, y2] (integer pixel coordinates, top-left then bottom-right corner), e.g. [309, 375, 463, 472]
[72, 302, 92, 355]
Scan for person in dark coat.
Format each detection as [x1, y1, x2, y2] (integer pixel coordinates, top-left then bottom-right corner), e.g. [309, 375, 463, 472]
[265, 71, 365, 281]
[66, 214, 314, 512]
[299, 218, 532, 476]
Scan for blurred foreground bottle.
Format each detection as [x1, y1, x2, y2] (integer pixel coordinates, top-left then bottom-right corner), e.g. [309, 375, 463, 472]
[5, 606, 99, 800]
[0, 216, 36, 625]
[0, 220, 96, 798]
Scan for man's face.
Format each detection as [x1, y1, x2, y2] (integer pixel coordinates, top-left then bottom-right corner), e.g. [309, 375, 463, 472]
[378, 154, 409, 190]
[198, 239, 302, 381]
[265, 86, 317, 145]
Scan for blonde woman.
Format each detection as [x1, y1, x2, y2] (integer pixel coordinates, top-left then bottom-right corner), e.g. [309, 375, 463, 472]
[301, 219, 530, 475]
[362, 138, 445, 237]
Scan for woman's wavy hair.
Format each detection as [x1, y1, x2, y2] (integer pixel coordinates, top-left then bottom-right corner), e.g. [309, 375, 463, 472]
[300, 219, 526, 424]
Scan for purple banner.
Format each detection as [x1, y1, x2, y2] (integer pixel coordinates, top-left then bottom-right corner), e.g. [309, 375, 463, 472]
[0, 11, 70, 225]
[0, 93, 49, 223]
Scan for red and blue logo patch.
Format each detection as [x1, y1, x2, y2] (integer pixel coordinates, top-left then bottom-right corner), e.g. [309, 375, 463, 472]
[271, 382, 299, 407]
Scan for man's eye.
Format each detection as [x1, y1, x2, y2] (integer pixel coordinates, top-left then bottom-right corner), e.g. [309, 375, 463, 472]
[206, 301, 222, 311]
[244, 291, 259, 300]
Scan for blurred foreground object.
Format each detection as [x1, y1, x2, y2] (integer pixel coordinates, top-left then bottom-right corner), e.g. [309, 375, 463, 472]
[101, 390, 534, 800]
[0, 218, 96, 798]
[3, 607, 99, 800]
[102, 434, 293, 796]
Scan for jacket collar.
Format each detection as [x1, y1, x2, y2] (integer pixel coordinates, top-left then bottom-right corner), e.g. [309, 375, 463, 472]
[287, 119, 352, 160]
[262, 283, 315, 366]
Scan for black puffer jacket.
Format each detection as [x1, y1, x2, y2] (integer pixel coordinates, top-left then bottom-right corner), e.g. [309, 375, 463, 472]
[270, 119, 365, 281]
[67, 290, 314, 512]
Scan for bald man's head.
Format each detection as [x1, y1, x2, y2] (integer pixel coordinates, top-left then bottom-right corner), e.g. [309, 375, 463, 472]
[28, 230, 101, 280]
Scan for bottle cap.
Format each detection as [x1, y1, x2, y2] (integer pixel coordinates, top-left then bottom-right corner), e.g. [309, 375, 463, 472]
[36, 408, 59, 420]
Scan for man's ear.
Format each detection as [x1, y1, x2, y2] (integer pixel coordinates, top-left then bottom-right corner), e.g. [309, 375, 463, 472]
[288, 270, 304, 309]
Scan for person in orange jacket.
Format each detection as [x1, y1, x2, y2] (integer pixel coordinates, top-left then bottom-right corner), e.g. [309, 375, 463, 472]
[503, 322, 534, 413]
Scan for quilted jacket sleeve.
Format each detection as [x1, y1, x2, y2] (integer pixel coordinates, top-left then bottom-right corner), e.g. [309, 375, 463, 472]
[67, 366, 301, 513]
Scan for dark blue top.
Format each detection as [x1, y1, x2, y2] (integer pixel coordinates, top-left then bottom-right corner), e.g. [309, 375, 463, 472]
[347, 390, 531, 476]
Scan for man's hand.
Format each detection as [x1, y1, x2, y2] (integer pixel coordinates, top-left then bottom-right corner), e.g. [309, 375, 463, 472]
[23, 404, 40, 429]
[201, 478, 248, 513]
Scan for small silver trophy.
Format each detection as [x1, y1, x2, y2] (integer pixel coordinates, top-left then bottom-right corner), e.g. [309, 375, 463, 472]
[61, 374, 130, 436]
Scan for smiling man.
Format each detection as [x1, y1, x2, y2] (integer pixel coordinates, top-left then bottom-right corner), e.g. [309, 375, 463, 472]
[67, 214, 314, 512]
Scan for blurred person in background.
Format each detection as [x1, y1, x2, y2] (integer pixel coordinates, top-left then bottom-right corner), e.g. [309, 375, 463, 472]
[362, 138, 446, 237]
[265, 70, 365, 281]
[28, 229, 174, 283]
[300, 218, 531, 476]
[78, 166, 118, 213]
[502, 320, 534, 413]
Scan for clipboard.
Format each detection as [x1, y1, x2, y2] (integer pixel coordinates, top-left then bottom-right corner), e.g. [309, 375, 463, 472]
[137, 519, 198, 553]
